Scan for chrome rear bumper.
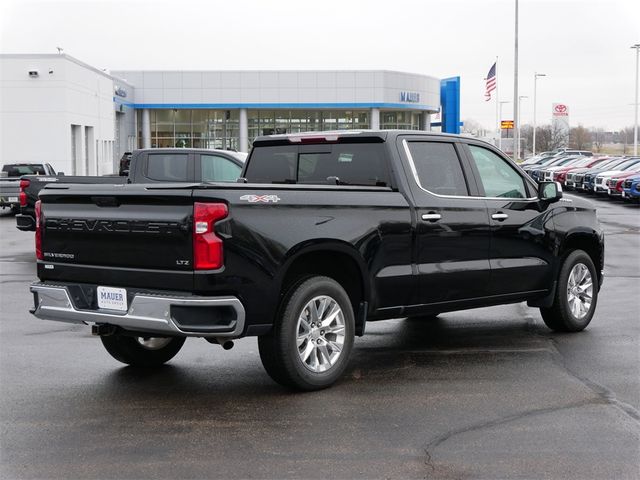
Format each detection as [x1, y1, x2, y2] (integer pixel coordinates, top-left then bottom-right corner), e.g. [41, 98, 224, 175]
[30, 282, 245, 337]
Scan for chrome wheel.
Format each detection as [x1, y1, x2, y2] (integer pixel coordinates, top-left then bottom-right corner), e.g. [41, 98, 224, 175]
[296, 295, 346, 373]
[566, 263, 593, 319]
[136, 337, 172, 350]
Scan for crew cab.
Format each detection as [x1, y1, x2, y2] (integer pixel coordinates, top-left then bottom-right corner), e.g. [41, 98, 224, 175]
[29, 131, 604, 390]
[16, 148, 246, 231]
[1, 163, 57, 213]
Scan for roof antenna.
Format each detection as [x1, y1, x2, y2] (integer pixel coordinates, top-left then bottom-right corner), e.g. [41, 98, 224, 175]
[56, 47, 64, 54]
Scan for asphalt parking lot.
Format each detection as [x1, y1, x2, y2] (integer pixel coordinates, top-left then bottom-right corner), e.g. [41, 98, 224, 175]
[0, 194, 638, 480]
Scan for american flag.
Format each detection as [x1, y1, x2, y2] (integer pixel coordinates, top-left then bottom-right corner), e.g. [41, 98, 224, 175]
[484, 62, 496, 101]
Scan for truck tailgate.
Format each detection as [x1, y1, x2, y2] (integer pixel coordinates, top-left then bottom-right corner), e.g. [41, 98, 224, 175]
[38, 184, 195, 290]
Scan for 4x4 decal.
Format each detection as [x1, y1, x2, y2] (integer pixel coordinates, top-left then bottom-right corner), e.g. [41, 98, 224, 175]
[239, 194, 281, 203]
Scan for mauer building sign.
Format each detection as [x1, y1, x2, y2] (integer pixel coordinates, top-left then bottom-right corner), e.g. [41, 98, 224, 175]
[400, 91, 420, 103]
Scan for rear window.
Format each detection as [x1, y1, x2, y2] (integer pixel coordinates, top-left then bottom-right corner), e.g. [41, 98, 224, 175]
[2, 164, 46, 176]
[145, 154, 189, 181]
[244, 143, 390, 186]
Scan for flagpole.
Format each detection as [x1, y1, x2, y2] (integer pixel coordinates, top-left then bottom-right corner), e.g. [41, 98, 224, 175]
[495, 56, 499, 148]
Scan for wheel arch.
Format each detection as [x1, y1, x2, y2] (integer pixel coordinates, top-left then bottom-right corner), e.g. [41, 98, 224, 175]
[276, 241, 371, 335]
[559, 230, 604, 289]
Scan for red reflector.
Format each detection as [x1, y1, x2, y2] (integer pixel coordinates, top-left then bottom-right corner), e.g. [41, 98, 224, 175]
[35, 200, 43, 260]
[193, 202, 228, 270]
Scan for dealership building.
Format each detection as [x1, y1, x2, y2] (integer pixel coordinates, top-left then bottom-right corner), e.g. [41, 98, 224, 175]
[0, 53, 460, 175]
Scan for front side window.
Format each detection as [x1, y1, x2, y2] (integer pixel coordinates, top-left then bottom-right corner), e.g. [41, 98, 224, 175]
[201, 155, 241, 182]
[146, 154, 189, 181]
[407, 142, 469, 196]
[468, 145, 527, 198]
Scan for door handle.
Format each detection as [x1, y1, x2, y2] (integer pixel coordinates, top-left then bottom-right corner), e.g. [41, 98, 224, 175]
[422, 212, 442, 222]
[491, 212, 509, 221]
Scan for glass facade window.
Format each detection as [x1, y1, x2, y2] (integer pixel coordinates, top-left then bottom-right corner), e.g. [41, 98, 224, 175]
[380, 111, 422, 130]
[138, 109, 239, 150]
[246, 110, 369, 148]
[137, 108, 426, 152]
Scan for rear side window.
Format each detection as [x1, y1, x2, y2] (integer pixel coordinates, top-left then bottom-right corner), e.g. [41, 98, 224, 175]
[146, 154, 188, 181]
[245, 143, 389, 186]
[406, 142, 469, 196]
[201, 154, 241, 182]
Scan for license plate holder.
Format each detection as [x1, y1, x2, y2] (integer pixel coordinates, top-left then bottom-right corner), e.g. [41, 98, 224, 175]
[97, 286, 128, 311]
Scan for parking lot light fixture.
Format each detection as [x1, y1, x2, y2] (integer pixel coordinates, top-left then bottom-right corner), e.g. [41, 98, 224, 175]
[533, 73, 546, 156]
[632, 44, 640, 156]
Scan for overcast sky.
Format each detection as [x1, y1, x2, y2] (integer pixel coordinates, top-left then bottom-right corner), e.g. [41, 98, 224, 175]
[2, 0, 639, 131]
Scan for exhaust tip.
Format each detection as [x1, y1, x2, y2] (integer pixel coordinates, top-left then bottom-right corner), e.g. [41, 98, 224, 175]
[206, 337, 235, 350]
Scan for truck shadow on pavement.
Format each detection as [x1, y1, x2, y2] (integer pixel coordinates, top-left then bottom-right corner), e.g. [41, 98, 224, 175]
[94, 313, 560, 398]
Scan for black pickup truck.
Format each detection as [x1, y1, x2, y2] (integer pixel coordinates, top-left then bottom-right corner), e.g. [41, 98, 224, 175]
[30, 131, 604, 390]
[16, 148, 246, 231]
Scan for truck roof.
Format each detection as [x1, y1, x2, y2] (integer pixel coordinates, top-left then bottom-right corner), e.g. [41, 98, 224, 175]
[131, 148, 247, 162]
[252, 129, 487, 147]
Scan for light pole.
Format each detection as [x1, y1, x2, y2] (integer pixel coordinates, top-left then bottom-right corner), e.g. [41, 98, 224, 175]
[513, 0, 519, 161]
[499, 101, 511, 150]
[632, 43, 640, 156]
[532, 72, 546, 156]
[518, 96, 528, 158]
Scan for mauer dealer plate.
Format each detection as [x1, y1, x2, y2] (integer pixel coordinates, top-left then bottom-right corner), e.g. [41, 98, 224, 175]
[97, 286, 127, 312]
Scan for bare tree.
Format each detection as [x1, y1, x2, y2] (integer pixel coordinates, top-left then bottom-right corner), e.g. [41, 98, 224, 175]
[520, 124, 534, 155]
[535, 123, 568, 152]
[570, 125, 592, 149]
[535, 125, 552, 153]
[592, 128, 606, 152]
[550, 123, 569, 151]
[617, 126, 635, 153]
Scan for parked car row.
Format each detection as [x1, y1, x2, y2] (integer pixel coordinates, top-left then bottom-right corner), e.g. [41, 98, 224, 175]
[521, 152, 640, 202]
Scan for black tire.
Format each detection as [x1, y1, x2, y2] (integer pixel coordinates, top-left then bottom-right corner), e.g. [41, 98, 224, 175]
[540, 249, 599, 332]
[258, 276, 355, 391]
[100, 334, 186, 367]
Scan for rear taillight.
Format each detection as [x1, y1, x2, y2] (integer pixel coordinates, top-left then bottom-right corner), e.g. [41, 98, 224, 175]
[19, 179, 30, 207]
[35, 200, 43, 260]
[193, 202, 228, 270]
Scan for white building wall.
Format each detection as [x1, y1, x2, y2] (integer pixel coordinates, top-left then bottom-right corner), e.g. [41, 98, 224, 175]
[0, 54, 116, 174]
[112, 69, 441, 111]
